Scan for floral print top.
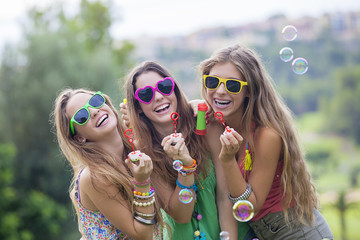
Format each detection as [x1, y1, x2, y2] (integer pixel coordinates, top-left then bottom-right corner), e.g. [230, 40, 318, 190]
[74, 169, 162, 240]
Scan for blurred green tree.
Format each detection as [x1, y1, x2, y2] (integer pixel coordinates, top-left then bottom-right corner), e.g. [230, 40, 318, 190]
[325, 66, 360, 144]
[0, 0, 134, 238]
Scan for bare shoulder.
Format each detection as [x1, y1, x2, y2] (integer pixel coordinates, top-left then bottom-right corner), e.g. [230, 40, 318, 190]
[80, 167, 118, 197]
[254, 126, 281, 144]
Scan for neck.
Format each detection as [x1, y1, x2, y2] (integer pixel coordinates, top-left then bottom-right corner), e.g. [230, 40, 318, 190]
[153, 122, 174, 139]
[97, 130, 124, 159]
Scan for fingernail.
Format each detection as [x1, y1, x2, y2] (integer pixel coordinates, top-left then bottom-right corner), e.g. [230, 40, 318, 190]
[205, 115, 209, 119]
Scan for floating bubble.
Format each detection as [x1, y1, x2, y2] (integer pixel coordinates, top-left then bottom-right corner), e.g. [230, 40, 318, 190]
[179, 189, 193, 204]
[279, 47, 294, 62]
[219, 231, 230, 240]
[292, 58, 309, 75]
[282, 25, 297, 41]
[232, 200, 254, 222]
[172, 160, 183, 171]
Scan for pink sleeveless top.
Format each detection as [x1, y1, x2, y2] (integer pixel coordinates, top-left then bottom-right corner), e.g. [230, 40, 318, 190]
[239, 140, 287, 222]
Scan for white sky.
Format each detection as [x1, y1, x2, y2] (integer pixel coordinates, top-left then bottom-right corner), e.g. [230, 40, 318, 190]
[0, 0, 359, 48]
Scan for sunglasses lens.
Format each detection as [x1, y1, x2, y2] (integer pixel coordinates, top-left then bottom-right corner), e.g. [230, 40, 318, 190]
[74, 108, 89, 124]
[137, 87, 154, 103]
[205, 76, 220, 89]
[158, 78, 174, 95]
[89, 94, 105, 107]
[226, 80, 241, 93]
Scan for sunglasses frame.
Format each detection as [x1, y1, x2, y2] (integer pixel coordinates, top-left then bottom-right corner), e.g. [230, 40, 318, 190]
[134, 77, 175, 104]
[203, 75, 248, 94]
[70, 91, 106, 135]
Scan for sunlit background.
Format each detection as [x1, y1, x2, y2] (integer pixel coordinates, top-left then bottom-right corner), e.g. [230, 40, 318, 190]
[0, 0, 359, 239]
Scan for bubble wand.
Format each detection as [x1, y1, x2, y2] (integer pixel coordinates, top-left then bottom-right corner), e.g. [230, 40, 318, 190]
[124, 129, 141, 162]
[170, 112, 182, 145]
[215, 111, 233, 134]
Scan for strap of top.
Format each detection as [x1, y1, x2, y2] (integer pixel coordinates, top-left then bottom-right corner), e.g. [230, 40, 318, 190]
[75, 168, 85, 203]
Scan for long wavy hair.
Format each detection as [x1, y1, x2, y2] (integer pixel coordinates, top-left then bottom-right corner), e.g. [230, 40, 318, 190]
[198, 45, 318, 224]
[50, 88, 163, 228]
[123, 61, 209, 194]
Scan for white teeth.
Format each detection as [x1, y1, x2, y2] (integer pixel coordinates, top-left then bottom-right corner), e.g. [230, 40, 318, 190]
[97, 115, 108, 127]
[155, 104, 169, 112]
[215, 99, 230, 105]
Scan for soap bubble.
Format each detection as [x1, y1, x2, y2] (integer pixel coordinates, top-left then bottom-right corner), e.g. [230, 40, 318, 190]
[219, 231, 230, 240]
[233, 200, 254, 222]
[279, 47, 294, 62]
[179, 189, 193, 204]
[172, 160, 183, 171]
[282, 25, 297, 41]
[292, 58, 308, 75]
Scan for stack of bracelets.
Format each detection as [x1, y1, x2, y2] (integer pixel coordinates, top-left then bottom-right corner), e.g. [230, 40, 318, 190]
[175, 159, 206, 239]
[179, 159, 197, 176]
[133, 178, 157, 225]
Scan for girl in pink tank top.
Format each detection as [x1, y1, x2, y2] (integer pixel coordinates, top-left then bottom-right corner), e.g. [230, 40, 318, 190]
[198, 45, 333, 240]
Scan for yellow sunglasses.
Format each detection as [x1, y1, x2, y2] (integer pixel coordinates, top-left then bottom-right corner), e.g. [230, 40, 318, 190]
[203, 75, 247, 94]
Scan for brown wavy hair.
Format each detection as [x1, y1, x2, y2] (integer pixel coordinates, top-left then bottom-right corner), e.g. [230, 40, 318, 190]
[198, 45, 318, 224]
[123, 61, 209, 194]
[50, 88, 163, 229]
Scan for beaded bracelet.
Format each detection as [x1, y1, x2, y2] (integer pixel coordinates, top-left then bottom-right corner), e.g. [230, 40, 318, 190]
[134, 196, 156, 207]
[134, 187, 155, 196]
[135, 210, 156, 218]
[176, 179, 198, 191]
[228, 183, 252, 203]
[134, 191, 155, 200]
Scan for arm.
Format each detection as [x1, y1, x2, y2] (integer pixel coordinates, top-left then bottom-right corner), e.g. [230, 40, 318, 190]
[206, 122, 238, 239]
[80, 154, 155, 240]
[155, 135, 196, 223]
[219, 127, 282, 215]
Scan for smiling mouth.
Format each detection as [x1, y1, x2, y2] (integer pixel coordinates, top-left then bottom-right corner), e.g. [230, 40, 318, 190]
[155, 104, 170, 113]
[96, 114, 108, 127]
[214, 99, 231, 107]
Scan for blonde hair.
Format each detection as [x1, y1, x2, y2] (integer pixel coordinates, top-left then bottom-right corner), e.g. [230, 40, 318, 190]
[124, 61, 209, 195]
[198, 45, 318, 224]
[50, 88, 163, 228]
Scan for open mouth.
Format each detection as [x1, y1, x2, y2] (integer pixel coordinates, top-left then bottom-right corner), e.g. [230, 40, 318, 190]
[154, 103, 170, 113]
[214, 99, 231, 107]
[96, 114, 108, 127]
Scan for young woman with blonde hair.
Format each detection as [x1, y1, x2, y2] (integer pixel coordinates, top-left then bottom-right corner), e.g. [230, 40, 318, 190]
[198, 44, 333, 239]
[51, 88, 163, 239]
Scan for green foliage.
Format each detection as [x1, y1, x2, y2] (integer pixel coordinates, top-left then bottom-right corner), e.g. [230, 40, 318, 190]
[0, 0, 135, 238]
[0, 143, 67, 240]
[325, 66, 360, 144]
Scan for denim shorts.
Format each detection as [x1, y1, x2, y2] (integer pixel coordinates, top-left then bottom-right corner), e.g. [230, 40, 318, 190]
[248, 209, 333, 240]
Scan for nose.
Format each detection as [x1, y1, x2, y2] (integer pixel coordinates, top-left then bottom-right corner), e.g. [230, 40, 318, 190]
[153, 90, 164, 102]
[89, 107, 100, 118]
[216, 82, 227, 94]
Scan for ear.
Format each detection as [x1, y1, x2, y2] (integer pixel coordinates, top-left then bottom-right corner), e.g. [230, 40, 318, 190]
[74, 135, 86, 143]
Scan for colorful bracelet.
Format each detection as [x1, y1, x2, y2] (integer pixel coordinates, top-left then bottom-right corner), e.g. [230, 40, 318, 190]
[133, 178, 151, 188]
[182, 159, 197, 169]
[176, 179, 197, 191]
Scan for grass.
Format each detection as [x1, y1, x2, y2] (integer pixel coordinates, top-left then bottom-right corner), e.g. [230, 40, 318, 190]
[320, 203, 360, 240]
[295, 112, 360, 239]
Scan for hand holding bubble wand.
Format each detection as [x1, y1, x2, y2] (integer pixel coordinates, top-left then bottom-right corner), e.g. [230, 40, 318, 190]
[124, 129, 141, 162]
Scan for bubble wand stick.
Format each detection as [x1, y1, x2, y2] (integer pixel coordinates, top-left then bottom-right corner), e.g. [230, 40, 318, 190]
[124, 129, 141, 162]
[170, 112, 182, 145]
[215, 111, 233, 134]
